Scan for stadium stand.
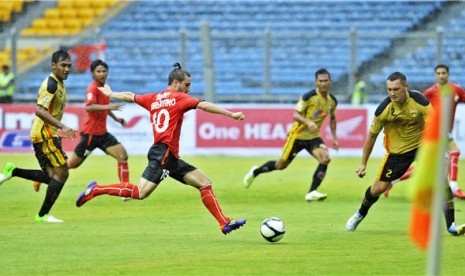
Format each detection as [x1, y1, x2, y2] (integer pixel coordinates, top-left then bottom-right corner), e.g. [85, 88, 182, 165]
[0, 46, 52, 68]
[20, 0, 117, 36]
[93, 0, 444, 99]
[0, 1, 52, 71]
[10, 0, 452, 102]
[0, 1, 28, 23]
[369, 6, 465, 91]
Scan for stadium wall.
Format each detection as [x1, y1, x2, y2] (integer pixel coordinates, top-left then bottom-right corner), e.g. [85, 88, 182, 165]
[2, 103, 464, 158]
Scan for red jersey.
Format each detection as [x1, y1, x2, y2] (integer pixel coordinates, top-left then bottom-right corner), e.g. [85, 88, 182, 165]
[81, 80, 110, 135]
[423, 82, 465, 131]
[135, 90, 201, 158]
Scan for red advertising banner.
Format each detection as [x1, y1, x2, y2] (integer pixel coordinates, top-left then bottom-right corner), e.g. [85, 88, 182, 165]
[1, 104, 369, 154]
[196, 107, 367, 148]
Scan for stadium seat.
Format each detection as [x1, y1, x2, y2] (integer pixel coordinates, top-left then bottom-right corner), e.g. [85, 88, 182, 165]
[60, 9, 77, 18]
[71, 19, 85, 28]
[77, 9, 95, 20]
[20, 28, 35, 36]
[0, 46, 51, 72]
[0, 10, 12, 22]
[0, 2, 14, 22]
[73, 1, 91, 9]
[0, 52, 9, 65]
[31, 18, 47, 29]
[11, 1, 24, 13]
[44, 8, 60, 19]
[64, 19, 83, 33]
[90, 1, 116, 9]
[94, 8, 108, 16]
[47, 19, 65, 29]
[57, 1, 73, 9]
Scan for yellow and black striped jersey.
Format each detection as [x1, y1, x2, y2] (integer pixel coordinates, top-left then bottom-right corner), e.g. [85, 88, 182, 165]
[30, 73, 67, 143]
[288, 89, 337, 140]
[370, 90, 431, 154]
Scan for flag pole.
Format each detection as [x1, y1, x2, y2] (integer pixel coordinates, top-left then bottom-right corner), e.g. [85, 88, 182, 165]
[427, 85, 452, 275]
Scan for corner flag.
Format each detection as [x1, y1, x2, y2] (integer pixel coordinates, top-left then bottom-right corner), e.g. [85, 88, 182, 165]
[409, 84, 452, 251]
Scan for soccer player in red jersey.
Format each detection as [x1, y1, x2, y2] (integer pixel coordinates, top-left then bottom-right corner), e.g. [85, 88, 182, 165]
[424, 64, 465, 199]
[76, 63, 246, 235]
[384, 64, 465, 199]
[33, 59, 129, 192]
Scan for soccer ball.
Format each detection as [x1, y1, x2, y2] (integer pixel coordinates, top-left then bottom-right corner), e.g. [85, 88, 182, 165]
[260, 217, 285, 242]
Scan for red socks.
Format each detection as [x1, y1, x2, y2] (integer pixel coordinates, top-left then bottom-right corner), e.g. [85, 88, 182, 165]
[199, 185, 229, 227]
[87, 182, 229, 227]
[118, 161, 129, 183]
[93, 182, 140, 199]
[449, 151, 460, 182]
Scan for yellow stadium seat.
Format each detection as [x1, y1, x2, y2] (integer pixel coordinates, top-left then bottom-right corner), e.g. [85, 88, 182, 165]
[0, 14, 10, 23]
[94, 8, 107, 16]
[0, 2, 14, 11]
[67, 28, 81, 35]
[22, 27, 48, 36]
[48, 19, 65, 29]
[89, 1, 107, 9]
[12, 1, 24, 13]
[44, 8, 60, 19]
[64, 19, 82, 28]
[21, 47, 37, 56]
[17, 52, 28, 62]
[73, 1, 91, 9]
[102, 0, 118, 7]
[53, 28, 72, 36]
[32, 28, 52, 35]
[31, 18, 47, 29]
[0, 6, 12, 22]
[20, 28, 35, 36]
[80, 17, 94, 26]
[0, 52, 9, 60]
[60, 8, 77, 18]
[57, 1, 73, 9]
[77, 8, 95, 19]
[64, 19, 82, 34]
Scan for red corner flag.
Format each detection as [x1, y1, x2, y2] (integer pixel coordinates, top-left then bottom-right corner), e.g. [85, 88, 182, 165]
[409, 84, 451, 250]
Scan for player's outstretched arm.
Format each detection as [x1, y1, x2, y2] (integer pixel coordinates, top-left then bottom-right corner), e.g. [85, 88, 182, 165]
[98, 84, 136, 103]
[86, 103, 124, 112]
[197, 101, 245, 120]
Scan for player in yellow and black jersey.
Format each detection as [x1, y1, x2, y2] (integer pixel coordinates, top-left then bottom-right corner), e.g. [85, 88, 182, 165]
[30, 68, 68, 144]
[243, 68, 339, 201]
[345, 71, 465, 236]
[0, 49, 76, 223]
[370, 90, 430, 155]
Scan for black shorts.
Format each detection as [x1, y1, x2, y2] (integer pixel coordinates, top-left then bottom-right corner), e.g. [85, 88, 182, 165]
[281, 137, 327, 162]
[33, 137, 68, 169]
[74, 132, 120, 159]
[377, 148, 417, 182]
[142, 143, 196, 184]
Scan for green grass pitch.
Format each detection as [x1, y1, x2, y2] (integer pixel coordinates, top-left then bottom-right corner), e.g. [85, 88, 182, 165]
[1, 154, 464, 275]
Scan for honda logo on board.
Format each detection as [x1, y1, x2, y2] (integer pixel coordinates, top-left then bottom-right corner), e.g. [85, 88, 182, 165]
[322, 109, 367, 148]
